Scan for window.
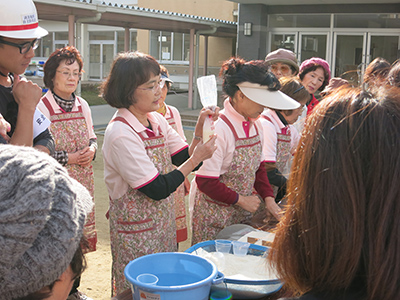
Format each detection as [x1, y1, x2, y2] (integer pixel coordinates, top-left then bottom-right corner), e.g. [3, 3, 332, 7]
[37, 31, 53, 57]
[115, 30, 138, 52]
[150, 30, 190, 63]
[269, 14, 330, 28]
[271, 34, 295, 52]
[117, 31, 125, 53]
[130, 31, 137, 51]
[89, 31, 115, 40]
[335, 14, 400, 28]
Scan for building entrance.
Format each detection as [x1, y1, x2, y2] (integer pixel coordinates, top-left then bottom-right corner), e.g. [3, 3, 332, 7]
[89, 42, 115, 80]
[270, 30, 399, 85]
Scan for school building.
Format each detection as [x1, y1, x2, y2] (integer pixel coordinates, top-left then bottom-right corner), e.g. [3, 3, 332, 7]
[234, 0, 400, 84]
[32, 0, 400, 105]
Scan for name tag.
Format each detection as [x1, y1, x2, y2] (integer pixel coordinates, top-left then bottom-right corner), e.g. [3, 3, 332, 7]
[33, 108, 51, 138]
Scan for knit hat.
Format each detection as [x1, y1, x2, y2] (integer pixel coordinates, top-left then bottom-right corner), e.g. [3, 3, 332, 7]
[0, 145, 93, 299]
[265, 49, 299, 74]
[299, 57, 331, 81]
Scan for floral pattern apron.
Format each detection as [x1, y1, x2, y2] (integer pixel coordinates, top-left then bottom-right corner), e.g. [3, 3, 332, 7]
[191, 114, 262, 245]
[164, 106, 188, 243]
[261, 115, 291, 196]
[42, 97, 97, 252]
[109, 116, 177, 296]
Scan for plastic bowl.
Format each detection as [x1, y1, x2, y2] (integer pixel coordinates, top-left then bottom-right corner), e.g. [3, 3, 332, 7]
[185, 240, 283, 299]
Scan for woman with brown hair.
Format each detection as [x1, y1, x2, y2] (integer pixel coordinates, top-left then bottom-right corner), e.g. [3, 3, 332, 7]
[387, 58, 400, 87]
[363, 57, 390, 88]
[260, 77, 309, 204]
[101, 51, 217, 295]
[269, 85, 400, 300]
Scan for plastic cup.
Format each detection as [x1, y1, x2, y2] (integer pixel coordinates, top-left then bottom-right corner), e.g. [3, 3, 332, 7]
[215, 240, 232, 253]
[232, 241, 250, 257]
[136, 273, 159, 285]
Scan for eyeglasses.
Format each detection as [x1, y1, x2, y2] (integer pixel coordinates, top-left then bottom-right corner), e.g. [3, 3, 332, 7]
[137, 80, 165, 93]
[0, 38, 40, 54]
[56, 70, 82, 79]
[270, 64, 291, 74]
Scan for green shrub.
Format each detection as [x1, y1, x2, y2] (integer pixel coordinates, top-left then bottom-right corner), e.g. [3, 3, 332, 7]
[80, 83, 107, 106]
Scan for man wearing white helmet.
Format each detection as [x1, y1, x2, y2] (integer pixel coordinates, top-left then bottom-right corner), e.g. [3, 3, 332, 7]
[0, 0, 54, 154]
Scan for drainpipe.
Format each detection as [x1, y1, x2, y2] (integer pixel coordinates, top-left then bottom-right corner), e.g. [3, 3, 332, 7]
[75, 12, 102, 95]
[193, 26, 217, 109]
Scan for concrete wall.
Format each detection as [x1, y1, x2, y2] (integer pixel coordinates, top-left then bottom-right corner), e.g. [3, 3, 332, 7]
[237, 4, 268, 60]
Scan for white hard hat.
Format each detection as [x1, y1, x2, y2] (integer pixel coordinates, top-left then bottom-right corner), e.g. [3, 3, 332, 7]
[0, 0, 48, 39]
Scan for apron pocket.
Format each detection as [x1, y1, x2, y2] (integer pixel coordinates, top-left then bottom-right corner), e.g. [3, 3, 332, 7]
[117, 218, 154, 234]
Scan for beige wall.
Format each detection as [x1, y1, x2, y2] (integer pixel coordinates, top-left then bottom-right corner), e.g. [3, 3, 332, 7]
[199, 36, 235, 69]
[135, 0, 237, 70]
[137, 0, 237, 22]
[136, 29, 149, 54]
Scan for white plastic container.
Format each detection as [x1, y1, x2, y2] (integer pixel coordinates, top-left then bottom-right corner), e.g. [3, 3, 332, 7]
[203, 115, 215, 143]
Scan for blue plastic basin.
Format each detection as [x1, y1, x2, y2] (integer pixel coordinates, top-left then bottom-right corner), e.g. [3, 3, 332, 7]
[124, 252, 223, 300]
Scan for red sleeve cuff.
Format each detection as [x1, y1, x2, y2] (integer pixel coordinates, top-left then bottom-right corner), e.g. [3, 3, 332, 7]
[254, 162, 274, 199]
[196, 176, 238, 205]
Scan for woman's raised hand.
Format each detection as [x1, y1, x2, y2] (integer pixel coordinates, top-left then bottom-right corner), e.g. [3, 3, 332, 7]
[197, 106, 220, 127]
[190, 134, 217, 165]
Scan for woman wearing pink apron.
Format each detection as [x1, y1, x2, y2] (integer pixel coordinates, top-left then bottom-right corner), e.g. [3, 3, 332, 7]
[191, 58, 300, 244]
[37, 47, 97, 252]
[37, 46, 97, 300]
[260, 77, 309, 204]
[101, 52, 218, 296]
[156, 65, 188, 244]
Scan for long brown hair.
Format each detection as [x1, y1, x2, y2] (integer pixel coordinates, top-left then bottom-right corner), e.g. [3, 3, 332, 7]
[268, 86, 400, 300]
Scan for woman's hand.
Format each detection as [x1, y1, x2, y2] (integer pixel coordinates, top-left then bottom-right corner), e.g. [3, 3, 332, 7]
[77, 146, 96, 167]
[190, 134, 217, 165]
[200, 106, 220, 123]
[189, 107, 220, 156]
[265, 196, 282, 220]
[236, 194, 261, 213]
[68, 146, 96, 167]
[179, 135, 217, 178]
[67, 151, 80, 165]
[183, 177, 191, 196]
[0, 114, 11, 142]
[193, 106, 220, 134]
